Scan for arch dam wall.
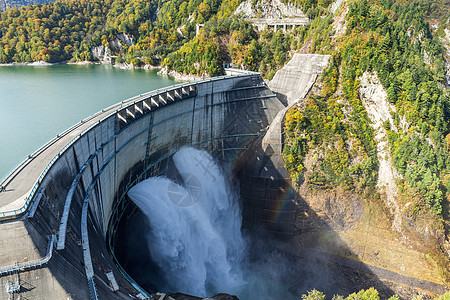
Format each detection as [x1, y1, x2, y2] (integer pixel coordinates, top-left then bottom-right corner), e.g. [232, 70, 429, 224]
[0, 71, 289, 300]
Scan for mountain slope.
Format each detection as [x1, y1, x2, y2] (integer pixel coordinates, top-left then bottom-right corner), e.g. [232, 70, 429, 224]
[283, 0, 450, 289]
[0, 0, 54, 11]
[0, 0, 450, 296]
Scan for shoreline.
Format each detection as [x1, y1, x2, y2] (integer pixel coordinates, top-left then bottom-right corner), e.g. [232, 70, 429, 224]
[157, 66, 206, 81]
[0, 61, 66, 66]
[0, 60, 204, 82]
[0, 60, 162, 70]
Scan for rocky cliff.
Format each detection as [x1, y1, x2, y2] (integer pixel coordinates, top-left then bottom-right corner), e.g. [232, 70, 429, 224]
[91, 45, 112, 63]
[235, 0, 306, 19]
[444, 27, 450, 87]
[359, 72, 402, 231]
[90, 33, 135, 65]
[276, 49, 449, 297]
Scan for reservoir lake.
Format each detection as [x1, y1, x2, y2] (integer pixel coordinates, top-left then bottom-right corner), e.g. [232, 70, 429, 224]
[0, 64, 175, 179]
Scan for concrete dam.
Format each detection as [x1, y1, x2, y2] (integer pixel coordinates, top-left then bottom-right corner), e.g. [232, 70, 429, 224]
[0, 68, 311, 299]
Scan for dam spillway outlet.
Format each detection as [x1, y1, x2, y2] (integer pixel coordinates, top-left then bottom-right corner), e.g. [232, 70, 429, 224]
[123, 147, 245, 297]
[115, 147, 299, 300]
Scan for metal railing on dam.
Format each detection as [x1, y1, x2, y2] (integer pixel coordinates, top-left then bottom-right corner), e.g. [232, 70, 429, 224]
[0, 69, 257, 221]
[0, 70, 284, 300]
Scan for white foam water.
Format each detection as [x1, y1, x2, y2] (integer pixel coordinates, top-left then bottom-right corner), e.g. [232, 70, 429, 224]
[128, 147, 245, 297]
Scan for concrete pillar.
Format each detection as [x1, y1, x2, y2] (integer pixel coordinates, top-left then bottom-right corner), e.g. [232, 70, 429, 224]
[160, 92, 168, 104]
[134, 103, 143, 115]
[158, 94, 166, 105]
[196, 24, 204, 35]
[181, 87, 188, 97]
[274, 24, 277, 32]
[189, 86, 197, 96]
[126, 108, 135, 119]
[143, 99, 151, 111]
[151, 96, 159, 107]
[176, 88, 182, 99]
[168, 90, 175, 102]
[283, 24, 286, 33]
[118, 110, 127, 124]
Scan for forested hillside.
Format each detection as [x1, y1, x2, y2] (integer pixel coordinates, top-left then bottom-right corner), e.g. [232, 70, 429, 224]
[0, 0, 330, 77]
[282, 0, 450, 286]
[285, 0, 448, 207]
[0, 0, 236, 65]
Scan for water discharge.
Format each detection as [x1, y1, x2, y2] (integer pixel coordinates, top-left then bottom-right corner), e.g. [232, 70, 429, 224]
[128, 147, 245, 297]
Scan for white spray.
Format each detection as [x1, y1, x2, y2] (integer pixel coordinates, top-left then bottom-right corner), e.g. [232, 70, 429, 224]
[128, 147, 245, 297]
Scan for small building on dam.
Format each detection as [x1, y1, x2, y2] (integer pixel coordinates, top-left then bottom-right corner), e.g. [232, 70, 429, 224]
[0, 57, 329, 300]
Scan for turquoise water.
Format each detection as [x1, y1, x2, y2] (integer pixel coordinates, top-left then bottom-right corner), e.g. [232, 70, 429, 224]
[0, 64, 175, 179]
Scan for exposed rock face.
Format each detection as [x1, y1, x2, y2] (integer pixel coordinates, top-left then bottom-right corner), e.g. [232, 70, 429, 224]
[91, 33, 135, 63]
[235, 0, 306, 19]
[359, 71, 402, 232]
[117, 33, 134, 46]
[331, 0, 348, 39]
[114, 62, 135, 69]
[158, 65, 205, 81]
[109, 39, 121, 50]
[423, 49, 432, 65]
[444, 28, 450, 87]
[90, 45, 112, 63]
[110, 33, 135, 50]
[330, 0, 345, 14]
[296, 184, 364, 232]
